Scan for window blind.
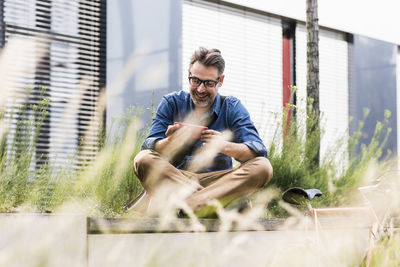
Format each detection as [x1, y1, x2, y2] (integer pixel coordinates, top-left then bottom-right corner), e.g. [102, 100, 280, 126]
[2, 0, 106, 168]
[182, 0, 282, 148]
[296, 24, 349, 171]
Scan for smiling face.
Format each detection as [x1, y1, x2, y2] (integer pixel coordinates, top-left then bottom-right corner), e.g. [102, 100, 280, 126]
[188, 61, 224, 110]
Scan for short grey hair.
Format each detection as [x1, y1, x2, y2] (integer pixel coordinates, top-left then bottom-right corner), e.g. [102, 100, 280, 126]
[190, 47, 225, 77]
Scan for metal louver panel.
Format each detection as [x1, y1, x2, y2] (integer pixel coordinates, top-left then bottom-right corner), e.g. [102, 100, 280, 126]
[296, 24, 349, 171]
[182, 0, 282, 147]
[2, 0, 106, 168]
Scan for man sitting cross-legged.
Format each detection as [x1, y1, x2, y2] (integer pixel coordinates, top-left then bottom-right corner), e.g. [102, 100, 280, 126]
[134, 47, 273, 217]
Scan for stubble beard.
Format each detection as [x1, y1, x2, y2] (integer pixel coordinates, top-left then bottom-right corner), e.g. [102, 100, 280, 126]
[193, 97, 212, 108]
[191, 87, 218, 109]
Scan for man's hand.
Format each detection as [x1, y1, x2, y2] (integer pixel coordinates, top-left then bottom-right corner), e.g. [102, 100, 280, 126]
[154, 123, 182, 153]
[165, 123, 181, 137]
[200, 129, 223, 143]
[155, 123, 201, 154]
[200, 129, 257, 162]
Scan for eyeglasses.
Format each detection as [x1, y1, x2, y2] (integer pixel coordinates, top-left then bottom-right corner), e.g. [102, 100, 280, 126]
[188, 76, 220, 89]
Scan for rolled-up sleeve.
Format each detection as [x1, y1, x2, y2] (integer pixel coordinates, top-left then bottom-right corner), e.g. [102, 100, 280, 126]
[141, 137, 162, 150]
[141, 96, 174, 150]
[229, 99, 268, 158]
[243, 140, 267, 158]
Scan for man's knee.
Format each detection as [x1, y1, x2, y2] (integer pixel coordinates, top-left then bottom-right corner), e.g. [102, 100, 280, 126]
[133, 149, 159, 180]
[249, 157, 273, 187]
[134, 149, 153, 167]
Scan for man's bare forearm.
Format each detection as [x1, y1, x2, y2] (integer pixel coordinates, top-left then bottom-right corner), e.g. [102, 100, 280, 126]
[154, 123, 182, 154]
[220, 141, 257, 162]
[154, 137, 170, 154]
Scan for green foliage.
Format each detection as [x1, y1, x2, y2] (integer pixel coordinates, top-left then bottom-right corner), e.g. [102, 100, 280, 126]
[331, 109, 392, 203]
[269, 108, 326, 191]
[74, 106, 146, 216]
[266, 102, 393, 216]
[0, 85, 393, 220]
[0, 91, 50, 211]
[0, 92, 146, 216]
[368, 231, 400, 266]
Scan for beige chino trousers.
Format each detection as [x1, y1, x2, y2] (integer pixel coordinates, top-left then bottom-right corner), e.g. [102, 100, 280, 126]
[133, 149, 272, 215]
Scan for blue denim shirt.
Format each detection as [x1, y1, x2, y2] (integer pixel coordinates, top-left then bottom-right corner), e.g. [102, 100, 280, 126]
[142, 90, 267, 172]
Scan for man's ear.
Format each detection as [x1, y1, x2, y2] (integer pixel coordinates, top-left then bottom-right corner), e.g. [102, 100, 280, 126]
[218, 75, 225, 87]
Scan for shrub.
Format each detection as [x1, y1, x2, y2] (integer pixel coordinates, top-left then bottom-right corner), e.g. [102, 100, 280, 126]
[266, 100, 393, 216]
[0, 92, 146, 216]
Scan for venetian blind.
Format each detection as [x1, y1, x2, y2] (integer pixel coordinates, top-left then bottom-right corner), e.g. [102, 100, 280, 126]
[2, 0, 106, 168]
[182, 0, 282, 148]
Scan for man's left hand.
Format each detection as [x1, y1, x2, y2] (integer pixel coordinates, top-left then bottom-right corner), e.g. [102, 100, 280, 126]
[201, 129, 257, 162]
[200, 129, 222, 143]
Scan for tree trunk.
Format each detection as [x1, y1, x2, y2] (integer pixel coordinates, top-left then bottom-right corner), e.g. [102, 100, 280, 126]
[306, 0, 320, 166]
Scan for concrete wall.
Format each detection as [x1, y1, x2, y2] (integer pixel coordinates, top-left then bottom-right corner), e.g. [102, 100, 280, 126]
[0, 214, 370, 267]
[0, 214, 87, 267]
[87, 230, 367, 267]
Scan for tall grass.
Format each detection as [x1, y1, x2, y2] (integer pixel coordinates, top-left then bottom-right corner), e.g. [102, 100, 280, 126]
[266, 102, 394, 216]
[0, 84, 395, 218]
[0, 36, 156, 217]
[0, 95, 146, 216]
[0, 36, 399, 267]
[72, 106, 146, 216]
[369, 231, 400, 266]
[0, 88, 50, 212]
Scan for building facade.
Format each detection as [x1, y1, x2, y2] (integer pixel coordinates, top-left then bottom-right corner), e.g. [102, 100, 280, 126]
[108, 0, 400, 167]
[3, 0, 397, 169]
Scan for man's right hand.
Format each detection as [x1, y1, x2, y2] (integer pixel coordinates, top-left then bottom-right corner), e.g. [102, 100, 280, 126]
[154, 124, 188, 154]
[155, 122, 206, 155]
[165, 123, 181, 137]
[154, 123, 181, 153]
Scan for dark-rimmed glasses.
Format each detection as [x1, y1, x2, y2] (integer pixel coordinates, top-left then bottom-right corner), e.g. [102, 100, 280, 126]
[188, 76, 220, 89]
